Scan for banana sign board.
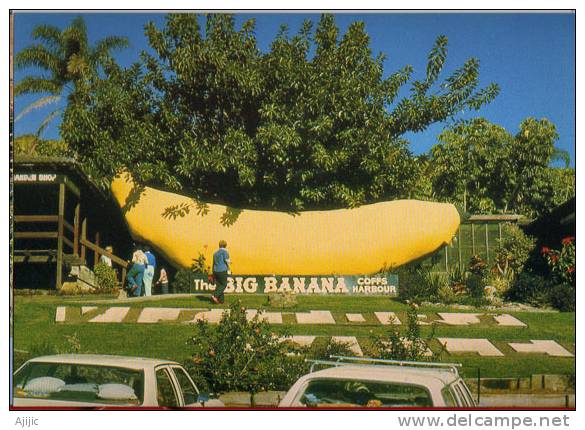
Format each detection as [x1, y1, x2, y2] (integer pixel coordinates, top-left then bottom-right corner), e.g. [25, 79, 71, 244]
[191, 274, 399, 296]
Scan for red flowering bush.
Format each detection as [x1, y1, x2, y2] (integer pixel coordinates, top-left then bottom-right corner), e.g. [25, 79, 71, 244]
[542, 237, 575, 286]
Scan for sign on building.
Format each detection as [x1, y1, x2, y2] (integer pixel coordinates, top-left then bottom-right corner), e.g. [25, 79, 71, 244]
[191, 274, 399, 296]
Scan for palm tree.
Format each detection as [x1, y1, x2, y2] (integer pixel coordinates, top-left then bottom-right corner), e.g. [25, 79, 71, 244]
[14, 16, 128, 147]
[550, 147, 571, 168]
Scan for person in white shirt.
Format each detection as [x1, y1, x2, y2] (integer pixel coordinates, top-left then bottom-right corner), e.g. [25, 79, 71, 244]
[126, 244, 148, 297]
[100, 245, 113, 267]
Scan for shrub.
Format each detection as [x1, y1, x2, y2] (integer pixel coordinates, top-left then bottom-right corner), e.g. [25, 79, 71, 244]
[506, 271, 552, 306]
[468, 255, 487, 277]
[173, 268, 194, 293]
[172, 254, 209, 293]
[548, 284, 575, 312]
[187, 301, 296, 402]
[94, 263, 118, 293]
[266, 292, 298, 308]
[370, 302, 441, 361]
[465, 255, 487, 299]
[437, 283, 458, 304]
[448, 265, 467, 295]
[495, 223, 536, 275]
[542, 237, 575, 287]
[395, 265, 440, 303]
[305, 338, 355, 360]
[466, 273, 485, 299]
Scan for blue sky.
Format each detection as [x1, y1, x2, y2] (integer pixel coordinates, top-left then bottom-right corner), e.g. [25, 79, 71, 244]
[13, 11, 576, 166]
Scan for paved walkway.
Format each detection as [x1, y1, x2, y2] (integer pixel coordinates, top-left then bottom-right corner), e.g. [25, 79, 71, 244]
[55, 305, 528, 327]
[54, 305, 574, 359]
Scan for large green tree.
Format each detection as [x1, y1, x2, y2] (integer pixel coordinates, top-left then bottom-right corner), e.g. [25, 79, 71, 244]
[62, 13, 499, 210]
[15, 16, 128, 140]
[429, 117, 572, 217]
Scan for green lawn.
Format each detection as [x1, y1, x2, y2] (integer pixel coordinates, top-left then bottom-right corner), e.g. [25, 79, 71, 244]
[13, 294, 575, 379]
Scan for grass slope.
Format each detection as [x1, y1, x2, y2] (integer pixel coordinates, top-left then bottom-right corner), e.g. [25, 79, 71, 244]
[13, 294, 575, 378]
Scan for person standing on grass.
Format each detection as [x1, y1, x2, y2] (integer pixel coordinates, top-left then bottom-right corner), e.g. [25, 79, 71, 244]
[126, 244, 148, 297]
[156, 266, 169, 295]
[211, 240, 231, 304]
[143, 245, 156, 296]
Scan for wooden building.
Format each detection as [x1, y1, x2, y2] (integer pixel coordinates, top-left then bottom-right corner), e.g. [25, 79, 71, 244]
[12, 156, 132, 290]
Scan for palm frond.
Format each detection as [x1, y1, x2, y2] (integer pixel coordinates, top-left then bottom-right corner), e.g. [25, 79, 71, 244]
[551, 147, 571, 168]
[14, 76, 62, 97]
[66, 16, 89, 56]
[31, 24, 62, 49]
[91, 36, 129, 65]
[15, 95, 61, 121]
[14, 45, 62, 75]
[35, 108, 62, 138]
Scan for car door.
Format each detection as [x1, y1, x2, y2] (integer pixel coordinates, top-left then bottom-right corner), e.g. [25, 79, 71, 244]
[154, 366, 180, 408]
[449, 380, 475, 407]
[169, 365, 199, 406]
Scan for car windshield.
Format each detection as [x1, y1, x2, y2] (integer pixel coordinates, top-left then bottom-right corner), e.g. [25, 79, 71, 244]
[13, 362, 144, 405]
[299, 378, 433, 407]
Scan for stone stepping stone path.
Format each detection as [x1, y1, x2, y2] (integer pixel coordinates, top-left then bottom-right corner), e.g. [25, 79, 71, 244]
[56, 306, 534, 331]
[55, 307, 67, 323]
[55, 306, 531, 327]
[295, 310, 336, 324]
[185, 309, 225, 324]
[493, 314, 527, 327]
[332, 336, 363, 356]
[287, 336, 317, 348]
[246, 310, 283, 324]
[137, 308, 183, 324]
[81, 306, 97, 314]
[53, 306, 572, 359]
[436, 313, 482, 325]
[346, 313, 366, 323]
[89, 307, 130, 323]
[374, 312, 401, 325]
[508, 340, 573, 357]
[438, 337, 505, 357]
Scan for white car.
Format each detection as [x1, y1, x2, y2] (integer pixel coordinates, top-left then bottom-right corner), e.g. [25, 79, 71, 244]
[279, 357, 476, 408]
[12, 354, 224, 408]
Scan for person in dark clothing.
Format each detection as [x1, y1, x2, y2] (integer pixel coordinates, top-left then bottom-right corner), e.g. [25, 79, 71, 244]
[211, 240, 230, 304]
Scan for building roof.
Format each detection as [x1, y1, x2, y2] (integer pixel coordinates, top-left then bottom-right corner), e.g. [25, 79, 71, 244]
[13, 156, 108, 199]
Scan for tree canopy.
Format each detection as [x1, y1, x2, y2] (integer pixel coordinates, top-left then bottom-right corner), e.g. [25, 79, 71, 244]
[61, 13, 499, 210]
[429, 117, 573, 218]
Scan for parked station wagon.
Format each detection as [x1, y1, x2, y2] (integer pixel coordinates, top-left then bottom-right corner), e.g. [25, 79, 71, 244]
[279, 356, 476, 408]
[13, 354, 224, 408]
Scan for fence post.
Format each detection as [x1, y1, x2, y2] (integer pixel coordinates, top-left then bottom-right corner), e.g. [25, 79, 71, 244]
[471, 223, 476, 255]
[485, 223, 490, 263]
[444, 245, 449, 273]
[477, 367, 481, 405]
[56, 183, 65, 289]
[80, 218, 87, 264]
[73, 203, 80, 256]
[94, 232, 100, 267]
[457, 228, 462, 270]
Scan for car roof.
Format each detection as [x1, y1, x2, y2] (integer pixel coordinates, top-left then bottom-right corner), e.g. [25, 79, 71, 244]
[26, 354, 179, 370]
[304, 365, 460, 386]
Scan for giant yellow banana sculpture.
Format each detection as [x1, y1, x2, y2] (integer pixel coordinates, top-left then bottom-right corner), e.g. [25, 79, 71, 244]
[111, 173, 460, 275]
